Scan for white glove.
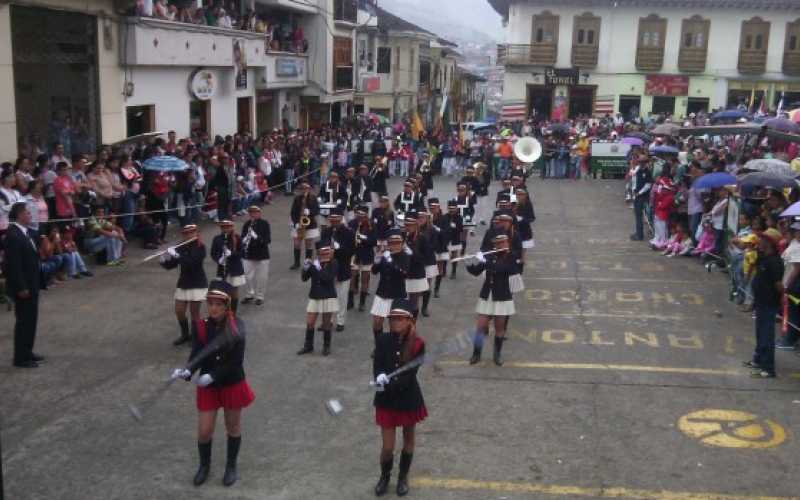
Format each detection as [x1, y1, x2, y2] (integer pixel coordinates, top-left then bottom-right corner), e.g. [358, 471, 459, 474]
[171, 368, 191, 381]
[223, 248, 232, 258]
[358, 233, 368, 241]
[434, 225, 441, 232]
[374, 253, 383, 264]
[403, 244, 413, 255]
[516, 215, 523, 222]
[303, 259, 312, 270]
[450, 223, 456, 229]
[218, 256, 226, 265]
[167, 247, 179, 259]
[375, 373, 390, 386]
[303, 208, 310, 216]
[313, 259, 321, 270]
[248, 229, 258, 240]
[196, 374, 214, 387]
[333, 240, 340, 250]
[476, 251, 486, 263]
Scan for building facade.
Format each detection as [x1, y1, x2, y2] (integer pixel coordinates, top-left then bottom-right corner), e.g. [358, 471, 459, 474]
[489, 0, 800, 121]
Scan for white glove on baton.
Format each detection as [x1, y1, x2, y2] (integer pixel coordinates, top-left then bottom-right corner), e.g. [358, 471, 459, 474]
[476, 251, 486, 263]
[303, 208, 310, 216]
[223, 248, 232, 258]
[333, 240, 340, 250]
[358, 233, 368, 241]
[196, 374, 214, 387]
[313, 259, 321, 270]
[303, 259, 312, 270]
[375, 373, 390, 386]
[171, 368, 191, 381]
[403, 244, 413, 255]
[167, 247, 179, 259]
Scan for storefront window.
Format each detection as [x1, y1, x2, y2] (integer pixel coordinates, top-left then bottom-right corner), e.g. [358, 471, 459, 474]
[652, 96, 675, 115]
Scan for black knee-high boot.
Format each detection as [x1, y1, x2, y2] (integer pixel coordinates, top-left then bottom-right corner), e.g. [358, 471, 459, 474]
[421, 291, 431, 317]
[231, 298, 239, 314]
[297, 328, 314, 355]
[493, 337, 505, 366]
[290, 248, 301, 269]
[396, 451, 413, 496]
[359, 291, 368, 312]
[305, 248, 313, 260]
[322, 330, 332, 356]
[434, 275, 442, 297]
[375, 455, 393, 496]
[450, 262, 458, 279]
[193, 441, 211, 486]
[174, 318, 191, 346]
[347, 290, 355, 310]
[470, 332, 484, 365]
[372, 329, 381, 358]
[223, 435, 241, 487]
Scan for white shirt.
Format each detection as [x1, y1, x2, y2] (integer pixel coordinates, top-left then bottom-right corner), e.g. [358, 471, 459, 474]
[710, 198, 728, 230]
[782, 239, 800, 287]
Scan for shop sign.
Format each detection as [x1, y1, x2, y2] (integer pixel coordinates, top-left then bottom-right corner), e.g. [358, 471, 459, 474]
[276, 58, 304, 78]
[256, 90, 273, 104]
[545, 67, 579, 86]
[645, 75, 689, 96]
[234, 39, 248, 90]
[362, 76, 380, 92]
[188, 69, 215, 100]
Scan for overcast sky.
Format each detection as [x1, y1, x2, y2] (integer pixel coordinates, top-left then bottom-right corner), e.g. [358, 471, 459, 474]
[380, 0, 504, 42]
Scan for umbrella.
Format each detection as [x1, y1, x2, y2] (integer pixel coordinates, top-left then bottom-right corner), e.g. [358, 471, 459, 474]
[652, 145, 680, 155]
[742, 158, 794, 177]
[780, 201, 800, 218]
[110, 131, 166, 147]
[693, 172, 737, 190]
[652, 123, 680, 136]
[763, 117, 800, 134]
[142, 155, 189, 172]
[738, 172, 798, 190]
[711, 109, 751, 123]
[620, 136, 644, 146]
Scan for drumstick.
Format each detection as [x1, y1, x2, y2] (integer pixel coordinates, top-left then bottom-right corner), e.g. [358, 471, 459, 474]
[142, 237, 198, 262]
[449, 249, 504, 263]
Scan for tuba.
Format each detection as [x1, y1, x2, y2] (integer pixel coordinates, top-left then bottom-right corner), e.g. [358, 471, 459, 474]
[514, 137, 543, 164]
[298, 193, 311, 240]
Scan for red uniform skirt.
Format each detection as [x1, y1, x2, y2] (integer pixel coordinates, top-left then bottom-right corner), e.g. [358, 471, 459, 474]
[196, 380, 255, 412]
[375, 405, 428, 428]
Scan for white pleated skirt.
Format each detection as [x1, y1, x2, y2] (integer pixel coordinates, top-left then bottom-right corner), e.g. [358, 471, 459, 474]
[174, 288, 207, 302]
[306, 297, 339, 313]
[226, 275, 247, 287]
[370, 296, 394, 317]
[436, 252, 450, 262]
[447, 243, 462, 253]
[351, 263, 373, 272]
[476, 298, 515, 316]
[509, 274, 525, 294]
[425, 265, 439, 278]
[405, 278, 429, 293]
[522, 239, 535, 249]
[291, 227, 320, 240]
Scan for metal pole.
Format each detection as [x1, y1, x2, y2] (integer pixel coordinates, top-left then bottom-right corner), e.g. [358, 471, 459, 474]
[1, 426, 5, 500]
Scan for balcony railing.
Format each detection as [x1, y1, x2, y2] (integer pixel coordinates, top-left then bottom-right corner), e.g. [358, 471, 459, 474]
[497, 44, 556, 66]
[783, 52, 800, 76]
[678, 47, 707, 73]
[739, 49, 767, 74]
[571, 45, 598, 68]
[635, 47, 664, 71]
[334, 0, 358, 23]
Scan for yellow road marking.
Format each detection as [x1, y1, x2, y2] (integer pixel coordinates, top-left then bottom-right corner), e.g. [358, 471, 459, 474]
[518, 312, 686, 321]
[678, 409, 786, 449]
[532, 277, 698, 284]
[411, 477, 797, 500]
[438, 360, 740, 376]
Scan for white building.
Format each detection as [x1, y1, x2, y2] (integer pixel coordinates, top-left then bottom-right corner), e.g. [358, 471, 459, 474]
[488, 0, 800, 121]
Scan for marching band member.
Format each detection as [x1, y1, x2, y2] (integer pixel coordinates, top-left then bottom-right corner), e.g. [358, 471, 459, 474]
[514, 188, 536, 260]
[418, 153, 434, 197]
[467, 234, 521, 366]
[443, 200, 465, 279]
[372, 196, 394, 246]
[349, 205, 377, 312]
[241, 206, 271, 306]
[371, 229, 409, 348]
[373, 298, 427, 497]
[416, 210, 438, 317]
[211, 220, 245, 313]
[160, 224, 207, 346]
[343, 166, 358, 222]
[318, 170, 348, 210]
[356, 164, 373, 209]
[394, 180, 423, 217]
[402, 212, 430, 319]
[429, 198, 451, 297]
[322, 208, 354, 331]
[370, 157, 389, 199]
[171, 280, 255, 487]
[297, 240, 339, 356]
[289, 181, 320, 270]
[481, 209, 523, 257]
[495, 178, 514, 207]
[455, 183, 476, 253]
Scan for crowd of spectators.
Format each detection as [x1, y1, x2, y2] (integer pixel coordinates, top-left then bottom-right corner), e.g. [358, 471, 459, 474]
[134, 0, 308, 53]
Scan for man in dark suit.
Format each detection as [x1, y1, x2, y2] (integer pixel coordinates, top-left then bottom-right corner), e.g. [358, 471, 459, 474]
[3, 202, 43, 368]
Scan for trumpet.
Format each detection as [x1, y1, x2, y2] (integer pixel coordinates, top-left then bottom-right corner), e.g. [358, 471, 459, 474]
[370, 157, 386, 179]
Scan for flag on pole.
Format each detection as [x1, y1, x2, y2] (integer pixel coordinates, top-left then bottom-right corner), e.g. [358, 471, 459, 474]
[777, 91, 785, 116]
[748, 88, 756, 114]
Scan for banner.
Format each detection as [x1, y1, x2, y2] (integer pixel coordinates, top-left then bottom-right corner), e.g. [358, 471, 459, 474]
[645, 75, 689, 96]
[233, 39, 248, 90]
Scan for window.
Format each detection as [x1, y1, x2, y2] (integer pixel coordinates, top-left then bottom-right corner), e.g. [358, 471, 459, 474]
[190, 100, 210, 134]
[739, 17, 770, 74]
[333, 0, 357, 23]
[333, 36, 353, 90]
[652, 96, 675, 115]
[636, 14, 667, 71]
[784, 19, 800, 74]
[408, 48, 415, 86]
[572, 12, 600, 67]
[419, 60, 430, 86]
[126, 105, 154, 137]
[679, 16, 710, 72]
[530, 11, 559, 65]
[377, 47, 391, 74]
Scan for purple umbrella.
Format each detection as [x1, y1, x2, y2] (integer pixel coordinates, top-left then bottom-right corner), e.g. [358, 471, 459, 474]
[763, 117, 800, 134]
[621, 136, 644, 146]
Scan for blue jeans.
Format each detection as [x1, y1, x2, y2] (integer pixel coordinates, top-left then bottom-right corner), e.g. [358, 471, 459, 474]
[689, 212, 702, 245]
[119, 191, 138, 233]
[84, 236, 123, 262]
[753, 304, 778, 374]
[633, 196, 647, 239]
[498, 158, 511, 179]
[64, 251, 88, 276]
[284, 169, 295, 193]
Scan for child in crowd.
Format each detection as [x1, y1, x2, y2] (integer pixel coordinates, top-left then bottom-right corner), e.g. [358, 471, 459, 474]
[662, 221, 692, 257]
[692, 217, 716, 257]
[48, 226, 92, 279]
